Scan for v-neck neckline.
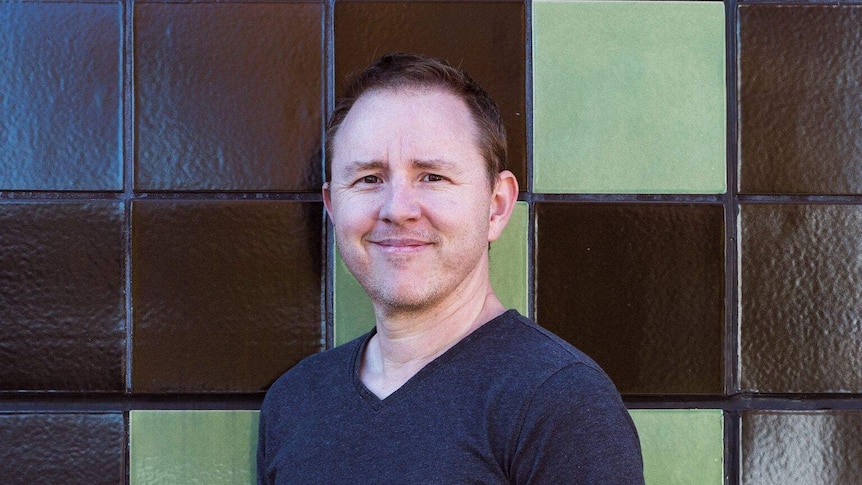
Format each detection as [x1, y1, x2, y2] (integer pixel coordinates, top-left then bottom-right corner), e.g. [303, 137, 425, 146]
[350, 310, 516, 411]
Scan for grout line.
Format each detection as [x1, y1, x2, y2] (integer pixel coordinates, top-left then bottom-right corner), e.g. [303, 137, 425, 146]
[124, 0, 135, 401]
[531, 193, 726, 203]
[4, 393, 862, 413]
[726, 410, 741, 484]
[725, 0, 741, 481]
[123, 1, 134, 483]
[323, 0, 335, 350]
[524, 0, 536, 320]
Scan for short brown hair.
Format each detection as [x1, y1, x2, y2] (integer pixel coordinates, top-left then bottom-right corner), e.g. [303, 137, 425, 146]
[325, 53, 507, 187]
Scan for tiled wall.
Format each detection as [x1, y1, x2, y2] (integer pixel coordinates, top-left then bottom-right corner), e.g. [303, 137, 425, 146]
[1, 0, 860, 483]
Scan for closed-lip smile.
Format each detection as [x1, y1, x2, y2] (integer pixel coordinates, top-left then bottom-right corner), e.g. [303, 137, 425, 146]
[369, 238, 432, 252]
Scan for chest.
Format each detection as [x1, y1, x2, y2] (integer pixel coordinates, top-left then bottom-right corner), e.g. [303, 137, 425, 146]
[264, 387, 522, 484]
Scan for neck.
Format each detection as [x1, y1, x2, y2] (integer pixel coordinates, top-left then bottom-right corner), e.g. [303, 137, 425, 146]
[359, 280, 506, 399]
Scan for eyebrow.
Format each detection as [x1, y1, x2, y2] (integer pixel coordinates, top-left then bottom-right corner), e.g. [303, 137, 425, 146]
[338, 158, 460, 178]
[338, 160, 387, 179]
[412, 158, 460, 173]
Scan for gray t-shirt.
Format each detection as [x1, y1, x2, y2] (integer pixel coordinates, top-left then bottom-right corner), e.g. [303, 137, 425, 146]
[258, 310, 644, 484]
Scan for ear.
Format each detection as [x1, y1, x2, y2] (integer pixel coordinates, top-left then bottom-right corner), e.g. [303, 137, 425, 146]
[322, 182, 334, 221]
[487, 170, 518, 243]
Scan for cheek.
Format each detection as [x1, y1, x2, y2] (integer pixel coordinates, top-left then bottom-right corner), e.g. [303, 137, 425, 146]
[332, 194, 378, 229]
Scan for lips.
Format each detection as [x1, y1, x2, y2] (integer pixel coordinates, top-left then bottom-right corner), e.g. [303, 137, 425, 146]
[366, 233, 436, 254]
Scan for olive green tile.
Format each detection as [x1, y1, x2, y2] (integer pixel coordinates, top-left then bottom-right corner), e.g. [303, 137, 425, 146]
[333, 202, 529, 346]
[630, 409, 724, 485]
[130, 410, 258, 485]
[489, 201, 529, 315]
[333, 246, 376, 346]
[533, 1, 726, 194]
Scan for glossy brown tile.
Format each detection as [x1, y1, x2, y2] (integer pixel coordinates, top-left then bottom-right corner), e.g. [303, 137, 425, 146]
[131, 201, 323, 392]
[334, 1, 526, 186]
[739, 204, 862, 393]
[535, 203, 725, 394]
[134, 2, 323, 192]
[742, 411, 862, 484]
[739, 5, 862, 195]
[0, 202, 125, 391]
[0, 2, 121, 191]
[0, 413, 124, 483]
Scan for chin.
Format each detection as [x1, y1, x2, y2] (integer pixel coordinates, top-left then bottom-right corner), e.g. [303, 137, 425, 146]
[367, 283, 442, 313]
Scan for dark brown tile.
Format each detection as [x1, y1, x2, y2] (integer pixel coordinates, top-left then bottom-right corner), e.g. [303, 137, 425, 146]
[739, 5, 862, 195]
[0, 203, 125, 391]
[0, 413, 124, 484]
[131, 201, 323, 392]
[134, 3, 324, 192]
[0, 3, 121, 191]
[742, 411, 862, 484]
[739, 204, 862, 393]
[535, 202, 725, 394]
[334, 1, 526, 187]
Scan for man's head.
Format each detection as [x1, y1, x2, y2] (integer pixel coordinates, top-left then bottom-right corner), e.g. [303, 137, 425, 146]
[323, 54, 518, 316]
[325, 53, 507, 188]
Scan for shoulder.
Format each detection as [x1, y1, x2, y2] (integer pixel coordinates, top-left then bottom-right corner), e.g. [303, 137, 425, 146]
[483, 312, 644, 483]
[483, 310, 611, 380]
[261, 333, 365, 414]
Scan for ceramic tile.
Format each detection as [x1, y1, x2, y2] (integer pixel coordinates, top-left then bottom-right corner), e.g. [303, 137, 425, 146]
[533, 1, 726, 194]
[134, 2, 323, 191]
[333, 202, 529, 346]
[0, 413, 124, 483]
[739, 5, 862, 195]
[630, 410, 724, 485]
[334, 0, 527, 187]
[131, 201, 323, 392]
[0, 202, 125, 391]
[739, 204, 862, 393]
[130, 410, 258, 485]
[0, 2, 121, 191]
[489, 202, 529, 315]
[742, 411, 862, 484]
[536, 202, 725, 394]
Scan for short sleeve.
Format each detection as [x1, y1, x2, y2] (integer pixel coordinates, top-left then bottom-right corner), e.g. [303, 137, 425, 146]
[510, 363, 644, 484]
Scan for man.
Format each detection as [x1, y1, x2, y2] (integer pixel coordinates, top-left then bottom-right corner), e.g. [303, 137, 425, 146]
[258, 53, 644, 484]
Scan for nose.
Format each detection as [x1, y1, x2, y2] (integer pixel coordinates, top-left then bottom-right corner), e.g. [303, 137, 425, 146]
[379, 179, 421, 224]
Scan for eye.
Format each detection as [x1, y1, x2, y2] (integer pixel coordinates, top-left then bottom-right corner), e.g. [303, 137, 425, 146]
[359, 175, 380, 184]
[422, 173, 444, 182]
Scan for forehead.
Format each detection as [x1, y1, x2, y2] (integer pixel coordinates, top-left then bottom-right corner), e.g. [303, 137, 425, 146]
[330, 87, 483, 173]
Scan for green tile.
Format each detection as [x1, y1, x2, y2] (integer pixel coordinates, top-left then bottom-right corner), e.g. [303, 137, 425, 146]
[489, 201, 529, 315]
[533, 1, 726, 194]
[333, 245, 376, 346]
[333, 202, 529, 346]
[130, 410, 258, 485]
[630, 409, 724, 485]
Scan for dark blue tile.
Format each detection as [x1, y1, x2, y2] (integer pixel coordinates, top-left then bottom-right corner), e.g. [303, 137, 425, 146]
[0, 3, 122, 191]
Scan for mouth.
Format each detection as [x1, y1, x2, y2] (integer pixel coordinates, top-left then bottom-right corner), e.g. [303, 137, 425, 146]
[368, 238, 433, 253]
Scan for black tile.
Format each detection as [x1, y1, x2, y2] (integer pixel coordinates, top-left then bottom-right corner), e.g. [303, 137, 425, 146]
[131, 200, 323, 392]
[334, 1, 527, 187]
[536, 202, 725, 394]
[134, 2, 324, 191]
[0, 202, 125, 391]
[0, 413, 124, 484]
[739, 204, 862, 393]
[739, 5, 862, 194]
[743, 411, 862, 484]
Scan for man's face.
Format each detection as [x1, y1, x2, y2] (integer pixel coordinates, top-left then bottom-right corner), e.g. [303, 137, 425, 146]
[324, 87, 509, 314]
